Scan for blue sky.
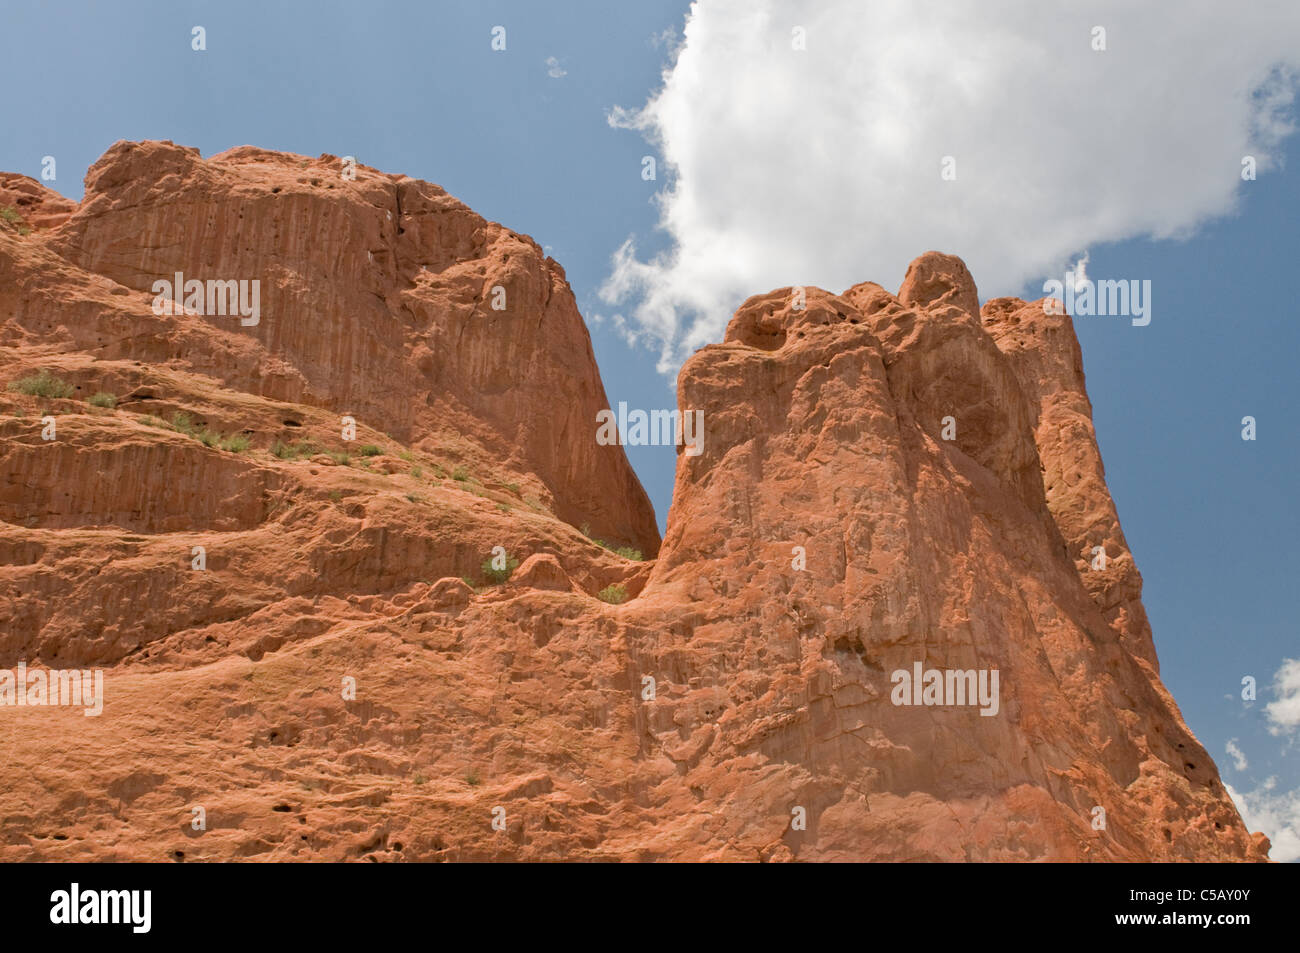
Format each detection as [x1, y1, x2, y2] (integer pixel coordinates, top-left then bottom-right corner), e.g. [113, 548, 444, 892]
[3, 0, 1296, 856]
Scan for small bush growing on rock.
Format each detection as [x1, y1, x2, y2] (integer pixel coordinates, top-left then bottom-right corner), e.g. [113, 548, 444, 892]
[452, 466, 470, 482]
[219, 433, 251, 452]
[9, 370, 74, 399]
[411, 465, 423, 478]
[358, 444, 382, 457]
[0, 206, 30, 235]
[583, 531, 644, 561]
[197, 428, 221, 448]
[88, 392, 116, 408]
[598, 584, 628, 605]
[327, 450, 350, 466]
[481, 553, 520, 584]
[272, 439, 318, 460]
[170, 411, 196, 435]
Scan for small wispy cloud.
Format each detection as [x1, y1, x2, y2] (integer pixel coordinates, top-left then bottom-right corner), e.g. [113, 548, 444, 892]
[545, 56, 566, 79]
[1065, 251, 1090, 293]
[1266, 657, 1300, 735]
[1226, 738, 1249, 771]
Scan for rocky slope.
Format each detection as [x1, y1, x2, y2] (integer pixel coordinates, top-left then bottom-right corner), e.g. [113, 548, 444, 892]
[0, 143, 1268, 861]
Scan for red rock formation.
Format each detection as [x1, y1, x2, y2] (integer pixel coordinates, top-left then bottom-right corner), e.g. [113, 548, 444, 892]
[0, 146, 1266, 861]
[0, 173, 76, 231]
[12, 140, 658, 556]
[982, 294, 1157, 666]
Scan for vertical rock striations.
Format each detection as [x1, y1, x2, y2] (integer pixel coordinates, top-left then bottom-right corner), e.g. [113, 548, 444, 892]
[0, 145, 1264, 861]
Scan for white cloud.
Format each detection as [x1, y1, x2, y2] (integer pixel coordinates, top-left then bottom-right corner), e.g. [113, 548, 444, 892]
[1227, 778, 1300, 863]
[1225, 738, 1248, 771]
[1266, 657, 1300, 735]
[1064, 251, 1090, 294]
[546, 56, 566, 79]
[603, 0, 1300, 374]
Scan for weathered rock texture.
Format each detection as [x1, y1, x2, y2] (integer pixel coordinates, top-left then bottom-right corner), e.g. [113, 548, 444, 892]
[0, 144, 1267, 861]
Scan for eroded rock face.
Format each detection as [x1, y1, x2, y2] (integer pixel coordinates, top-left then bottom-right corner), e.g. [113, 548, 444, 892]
[8, 140, 658, 557]
[981, 295, 1157, 667]
[636, 272, 1263, 861]
[0, 144, 1264, 861]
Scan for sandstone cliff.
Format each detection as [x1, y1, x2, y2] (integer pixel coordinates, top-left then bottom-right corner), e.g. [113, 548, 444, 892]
[0, 143, 1267, 861]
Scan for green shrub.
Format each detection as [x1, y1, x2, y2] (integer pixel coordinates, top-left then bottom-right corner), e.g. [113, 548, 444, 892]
[397, 449, 415, 462]
[358, 444, 382, 457]
[219, 433, 251, 452]
[583, 528, 644, 561]
[460, 575, 477, 589]
[598, 584, 628, 605]
[465, 770, 481, 787]
[452, 466, 470, 482]
[481, 553, 520, 585]
[328, 450, 350, 466]
[272, 439, 319, 460]
[9, 370, 74, 399]
[505, 482, 521, 496]
[405, 492, 422, 503]
[328, 490, 343, 502]
[170, 411, 196, 435]
[88, 392, 117, 408]
[197, 428, 221, 448]
[0, 207, 30, 236]
[411, 465, 423, 479]
[139, 414, 166, 428]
